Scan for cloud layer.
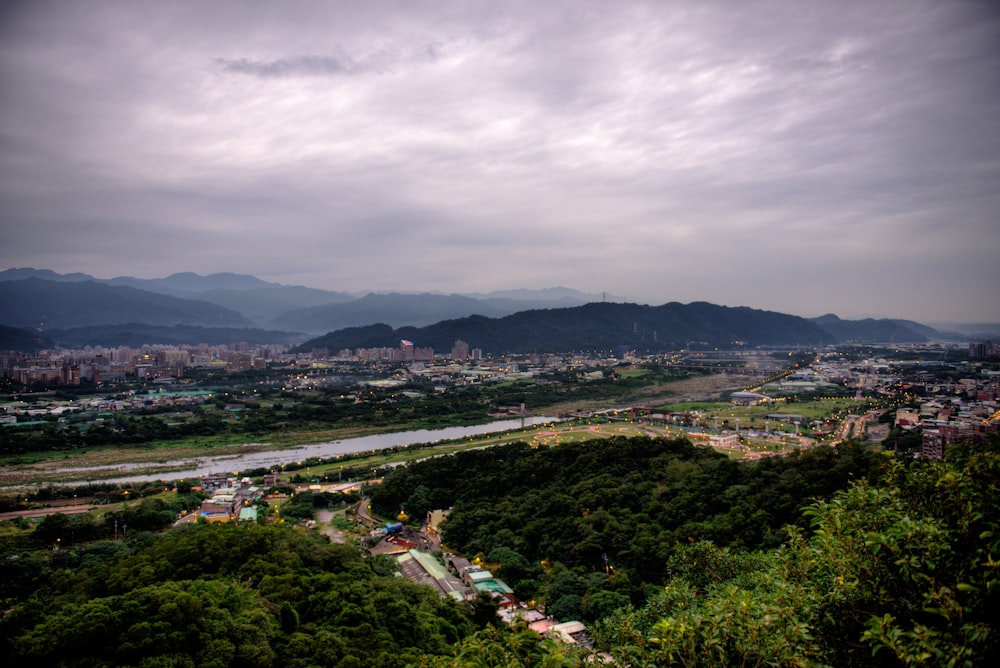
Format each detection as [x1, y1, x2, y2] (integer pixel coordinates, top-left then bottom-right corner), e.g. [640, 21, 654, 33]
[1, 0, 998, 322]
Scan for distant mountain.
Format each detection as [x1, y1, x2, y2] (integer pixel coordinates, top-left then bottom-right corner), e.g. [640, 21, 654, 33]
[269, 289, 623, 334]
[0, 269, 949, 350]
[0, 278, 254, 330]
[271, 292, 515, 333]
[1, 268, 354, 326]
[149, 271, 275, 292]
[104, 271, 275, 293]
[1, 270, 618, 330]
[464, 287, 613, 302]
[809, 314, 938, 343]
[297, 301, 837, 354]
[926, 322, 1000, 340]
[104, 272, 355, 324]
[186, 286, 351, 325]
[43, 324, 307, 348]
[0, 267, 96, 283]
[0, 324, 55, 352]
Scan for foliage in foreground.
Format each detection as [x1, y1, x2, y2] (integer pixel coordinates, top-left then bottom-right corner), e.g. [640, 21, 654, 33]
[3, 439, 996, 667]
[0, 523, 474, 667]
[415, 623, 594, 668]
[590, 445, 1000, 666]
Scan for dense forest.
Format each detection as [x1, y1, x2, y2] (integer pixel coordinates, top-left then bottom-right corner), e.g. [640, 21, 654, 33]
[0, 523, 477, 667]
[370, 438, 878, 615]
[2, 438, 996, 666]
[586, 443, 1000, 666]
[407, 441, 1000, 666]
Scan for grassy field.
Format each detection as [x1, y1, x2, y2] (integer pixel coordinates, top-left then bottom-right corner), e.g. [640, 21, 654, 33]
[537, 372, 756, 415]
[654, 396, 879, 423]
[291, 419, 773, 483]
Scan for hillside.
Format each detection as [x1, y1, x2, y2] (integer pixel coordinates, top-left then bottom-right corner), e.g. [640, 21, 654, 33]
[809, 313, 935, 343]
[272, 291, 620, 334]
[298, 301, 838, 353]
[372, 438, 1000, 666]
[0, 324, 55, 352]
[0, 278, 254, 330]
[43, 324, 307, 348]
[270, 292, 513, 332]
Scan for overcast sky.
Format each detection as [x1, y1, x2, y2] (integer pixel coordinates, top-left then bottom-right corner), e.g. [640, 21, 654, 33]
[1, 1, 998, 323]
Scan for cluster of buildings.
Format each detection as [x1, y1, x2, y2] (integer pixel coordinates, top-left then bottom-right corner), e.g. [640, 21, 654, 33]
[376, 510, 594, 649]
[896, 399, 1000, 460]
[807, 347, 1000, 460]
[2, 338, 493, 385]
[185, 474, 265, 523]
[1, 342, 292, 384]
[1, 331, 652, 388]
[969, 341, 1000, 360]
[0, 389, 216, 427]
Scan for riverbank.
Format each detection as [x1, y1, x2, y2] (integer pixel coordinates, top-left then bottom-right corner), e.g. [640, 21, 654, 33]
[1, 372, 757, 490]
[0, 416, 561, 488]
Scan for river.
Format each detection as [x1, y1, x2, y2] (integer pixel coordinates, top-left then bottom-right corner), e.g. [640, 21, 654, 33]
[58, 416, 561, 486]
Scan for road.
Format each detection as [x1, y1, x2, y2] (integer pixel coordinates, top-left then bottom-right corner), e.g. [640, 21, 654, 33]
[356, 497, 378, 525]
[0, 504, 102, 521]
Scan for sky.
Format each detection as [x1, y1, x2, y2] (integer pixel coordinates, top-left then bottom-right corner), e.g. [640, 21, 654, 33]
[1, 1, 998, 324]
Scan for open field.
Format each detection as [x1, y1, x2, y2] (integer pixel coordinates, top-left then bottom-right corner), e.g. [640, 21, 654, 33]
[539, 372, 757, 415]
[296, 419, 776, 483]
[655, 396, 888, 425]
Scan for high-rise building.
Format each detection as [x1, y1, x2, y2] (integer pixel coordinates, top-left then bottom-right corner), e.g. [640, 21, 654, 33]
[451, 339, 470, 361]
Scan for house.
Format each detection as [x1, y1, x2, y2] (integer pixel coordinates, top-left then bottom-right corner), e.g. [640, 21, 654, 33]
[426, 508, 451, 536]
[549, 620, 589, 645]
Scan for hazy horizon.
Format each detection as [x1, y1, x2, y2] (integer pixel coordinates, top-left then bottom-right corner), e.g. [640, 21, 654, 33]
[8, 265, 1000, 328]
[2, 1, 998, 323]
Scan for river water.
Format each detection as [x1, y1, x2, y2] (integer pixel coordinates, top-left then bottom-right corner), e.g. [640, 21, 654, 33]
[60, 416, 561, 486]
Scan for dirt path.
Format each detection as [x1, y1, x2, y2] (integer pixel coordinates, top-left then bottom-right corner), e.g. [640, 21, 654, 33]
[315, 509, 347, 543]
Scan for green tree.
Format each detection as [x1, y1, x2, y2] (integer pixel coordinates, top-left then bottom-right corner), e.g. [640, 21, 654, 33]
[592, 447, 1000, 666]
[470, 590, 501, 628]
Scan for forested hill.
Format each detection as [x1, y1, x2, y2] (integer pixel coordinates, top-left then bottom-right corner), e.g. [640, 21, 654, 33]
[373, 437, 1000, 666]
[0, 523, 478, 666]
[0, 324, 54, 352]
[298, 301, 838, 353]
[370, 437, 877, 608]
[2, 438, 996, 665]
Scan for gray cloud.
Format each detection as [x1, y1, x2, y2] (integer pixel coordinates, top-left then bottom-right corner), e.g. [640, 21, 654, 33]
[1, 0, 998, 323]
[214, 42, 441, 78]
[216, 54, 358, 77]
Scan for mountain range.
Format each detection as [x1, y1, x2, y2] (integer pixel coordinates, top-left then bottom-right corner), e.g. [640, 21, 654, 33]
[0, 267, 971, 353]
[294, 302, 940, 354]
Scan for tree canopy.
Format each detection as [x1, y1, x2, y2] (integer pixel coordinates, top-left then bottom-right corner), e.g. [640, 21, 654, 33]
[0, 523, 475, 667]
[371, 436, 876, 610]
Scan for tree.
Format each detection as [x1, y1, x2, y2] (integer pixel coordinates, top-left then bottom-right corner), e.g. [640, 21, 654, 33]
[406, 484, 433, 520]
[470, 591, 501, 628]
[583, 589, 631, 622]
[591, 448, 1000, 666]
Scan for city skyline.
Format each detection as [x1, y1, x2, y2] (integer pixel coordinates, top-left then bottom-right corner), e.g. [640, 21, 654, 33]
[1, 1, 998, 323]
